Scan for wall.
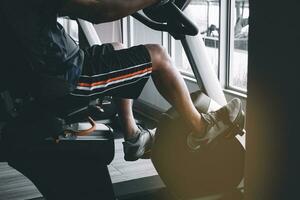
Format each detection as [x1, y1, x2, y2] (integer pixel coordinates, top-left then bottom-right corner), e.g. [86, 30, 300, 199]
[94, 21, 122, 44]
[245, 1, 300, 199]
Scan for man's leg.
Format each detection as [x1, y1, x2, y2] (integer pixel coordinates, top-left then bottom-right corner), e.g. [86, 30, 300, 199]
[110, 43, 140, 139]
[145, 44, 206, 135]
[111, 42, 205, 138]
[113, 97, 139, 139]
[111, 42, 243, 144]
[144, 44, 244, 150]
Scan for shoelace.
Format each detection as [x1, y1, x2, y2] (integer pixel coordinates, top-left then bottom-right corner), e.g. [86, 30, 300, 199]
[204, 107, 230, 127]
[190, 107, 230, 141]
[137, 125, 155, 142]
[187, 104, 239, 150]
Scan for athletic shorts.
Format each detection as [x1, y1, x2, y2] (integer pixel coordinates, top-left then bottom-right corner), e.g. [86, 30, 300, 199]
[70, 44, 152, 99]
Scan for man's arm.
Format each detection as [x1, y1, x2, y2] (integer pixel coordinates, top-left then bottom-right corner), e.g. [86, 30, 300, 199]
[60, 0, 160, 24]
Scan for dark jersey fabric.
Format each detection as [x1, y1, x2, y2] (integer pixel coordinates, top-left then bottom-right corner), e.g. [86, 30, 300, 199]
[0, 0, 83, 90]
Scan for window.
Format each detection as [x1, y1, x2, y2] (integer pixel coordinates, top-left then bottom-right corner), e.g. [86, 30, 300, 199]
[172, 0, 220, 76]
[120, 16, 165, 61]
[228, 0, 249, 91]
[130, 18, 163, 46]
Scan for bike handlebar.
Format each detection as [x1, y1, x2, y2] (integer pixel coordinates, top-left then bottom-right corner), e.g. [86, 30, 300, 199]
[132, 1, 198, 38]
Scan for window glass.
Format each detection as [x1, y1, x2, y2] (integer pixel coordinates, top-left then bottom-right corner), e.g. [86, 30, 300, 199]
[229, 0, 249, 91]
[172, 0, 220, 76]
[132, 18, 163, 45]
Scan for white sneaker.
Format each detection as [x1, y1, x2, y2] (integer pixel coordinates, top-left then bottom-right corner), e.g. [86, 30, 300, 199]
[187, 98, 245, 151]
[123, 126, 156, 161]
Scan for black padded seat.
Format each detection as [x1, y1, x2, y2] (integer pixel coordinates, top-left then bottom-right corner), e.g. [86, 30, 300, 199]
[5, 125, 116, 200]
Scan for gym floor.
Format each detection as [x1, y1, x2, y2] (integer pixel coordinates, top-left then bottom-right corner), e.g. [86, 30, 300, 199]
[0, 139, 169, 200]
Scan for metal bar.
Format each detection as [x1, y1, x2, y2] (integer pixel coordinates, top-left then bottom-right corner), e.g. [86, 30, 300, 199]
[181, 34, 227, 105]
[181, 37, 204, 89]
[77, 19, 102, 46]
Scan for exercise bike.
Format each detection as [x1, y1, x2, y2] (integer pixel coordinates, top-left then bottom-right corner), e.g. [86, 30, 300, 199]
[132, 0, 246, 199]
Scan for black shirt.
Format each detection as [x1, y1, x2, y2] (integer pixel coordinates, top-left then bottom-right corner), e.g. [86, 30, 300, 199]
[1, 0, 83, 90]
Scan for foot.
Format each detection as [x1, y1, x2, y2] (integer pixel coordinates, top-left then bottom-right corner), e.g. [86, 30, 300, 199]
[187, 98, 245, 151]
[123, 126, 156, 161]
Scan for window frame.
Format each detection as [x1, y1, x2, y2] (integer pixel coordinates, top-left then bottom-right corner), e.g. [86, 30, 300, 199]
[226, 0, 248, 94]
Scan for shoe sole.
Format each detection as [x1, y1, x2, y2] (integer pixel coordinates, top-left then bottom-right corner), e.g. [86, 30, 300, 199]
[124, 149, 152, 161]
[224, 100, 245, 139]
[203, 100, 245, 148]
[124, 129, 155, 161]
[141, 149, 152, 159]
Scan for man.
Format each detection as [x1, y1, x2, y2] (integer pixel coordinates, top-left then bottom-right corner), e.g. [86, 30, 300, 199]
[0, 0, 244, 161]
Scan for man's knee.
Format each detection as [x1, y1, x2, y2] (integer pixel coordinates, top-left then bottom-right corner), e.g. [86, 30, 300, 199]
[111, 42, 126, 50]
[144, 44, 171, 70]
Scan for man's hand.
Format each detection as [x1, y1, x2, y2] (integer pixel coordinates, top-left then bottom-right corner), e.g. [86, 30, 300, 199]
[60, 0, 161, 24]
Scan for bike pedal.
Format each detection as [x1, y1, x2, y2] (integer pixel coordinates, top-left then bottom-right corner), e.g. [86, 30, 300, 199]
[224, 123, 244, 139]
[141, 150, 152, 159]
[238, 129, 246, 136]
